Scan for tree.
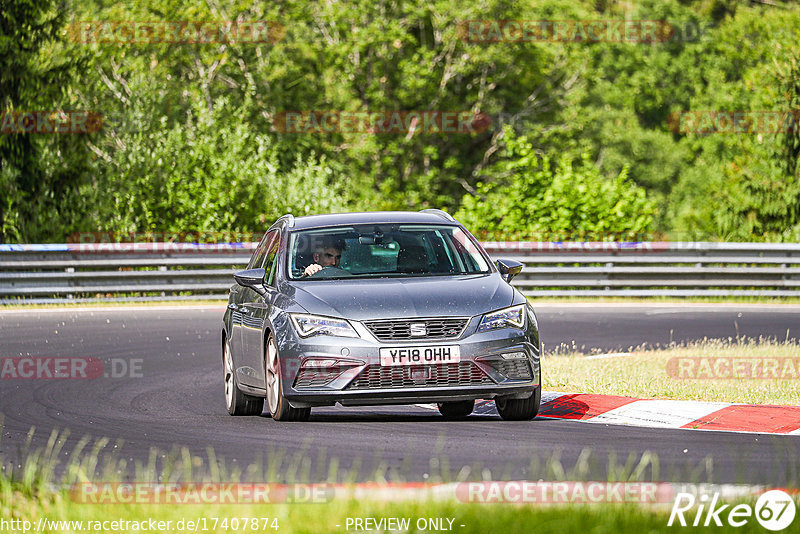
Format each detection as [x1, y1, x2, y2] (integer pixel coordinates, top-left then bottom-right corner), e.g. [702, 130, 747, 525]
[0, 0, 89, 242]
[455, 128, 656, 240]
[81, 93, 347, 234]
[666, 5, 800, 240]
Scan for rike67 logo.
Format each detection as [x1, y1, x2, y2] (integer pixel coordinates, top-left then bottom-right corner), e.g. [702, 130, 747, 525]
[669, 490, 796, 530]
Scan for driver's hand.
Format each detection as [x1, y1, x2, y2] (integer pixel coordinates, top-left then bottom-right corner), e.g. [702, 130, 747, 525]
[304, 263, 323, 277]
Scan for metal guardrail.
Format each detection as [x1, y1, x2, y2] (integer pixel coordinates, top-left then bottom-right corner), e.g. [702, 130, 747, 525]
[480, 241, 800, 297]
[1, 241, 800, 301]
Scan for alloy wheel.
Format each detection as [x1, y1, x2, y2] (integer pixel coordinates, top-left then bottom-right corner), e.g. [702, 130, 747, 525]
[266, 336, 280, 414]
[224, 340, 234, 410]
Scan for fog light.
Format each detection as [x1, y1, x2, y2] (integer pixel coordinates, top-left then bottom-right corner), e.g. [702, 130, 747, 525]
[300, 358, 363, 368]
[301, 358, 339, 368]
[501, 352, 526, 360]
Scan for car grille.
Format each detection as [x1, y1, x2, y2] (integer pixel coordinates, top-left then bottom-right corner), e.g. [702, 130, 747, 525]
[293, 367, 343, 389]
[363, 317, 469, 341]
[488, 359, 533, 380]
[345, 362, 493, 390]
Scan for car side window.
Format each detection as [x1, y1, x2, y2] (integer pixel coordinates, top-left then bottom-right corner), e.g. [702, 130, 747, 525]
[264, 232, 281, 286]
[247, 230, 277, 270]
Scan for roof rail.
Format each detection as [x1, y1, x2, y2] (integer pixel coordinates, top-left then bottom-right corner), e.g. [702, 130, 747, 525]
[420, 208, 456, 222]
[277, 214, 295, 228]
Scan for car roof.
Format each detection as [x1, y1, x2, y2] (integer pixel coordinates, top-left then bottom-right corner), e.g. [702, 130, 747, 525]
[286, 211, 460, 230]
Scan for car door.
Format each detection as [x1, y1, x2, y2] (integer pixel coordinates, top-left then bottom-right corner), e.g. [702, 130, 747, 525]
[239, 229, 280, 388]
[231, 230, 273, 386]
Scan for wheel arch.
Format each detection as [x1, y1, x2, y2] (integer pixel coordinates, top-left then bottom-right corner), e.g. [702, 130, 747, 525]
[221, 327, 228, 362]
[262, 325, 274, 378]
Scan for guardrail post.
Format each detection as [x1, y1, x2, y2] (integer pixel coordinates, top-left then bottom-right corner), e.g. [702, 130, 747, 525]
[66, 265, 75, 299]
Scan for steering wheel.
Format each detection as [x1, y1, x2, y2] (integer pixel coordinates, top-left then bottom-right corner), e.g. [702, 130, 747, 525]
[308, 266, 353, 278]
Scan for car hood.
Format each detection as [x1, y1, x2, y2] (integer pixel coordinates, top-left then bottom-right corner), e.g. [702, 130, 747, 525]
[289, 274, 515, 321]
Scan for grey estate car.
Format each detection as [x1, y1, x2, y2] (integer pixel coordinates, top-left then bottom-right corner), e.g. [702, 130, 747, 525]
[221, 210, 541, 421]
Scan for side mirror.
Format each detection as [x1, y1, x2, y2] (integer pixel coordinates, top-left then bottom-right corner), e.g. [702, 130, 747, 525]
[495, 259, 523, 283]
[233, 268, 267, 296]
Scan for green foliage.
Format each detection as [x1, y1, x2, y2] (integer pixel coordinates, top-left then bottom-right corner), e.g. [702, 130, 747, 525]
[0, 0, 90, 242]
[665, 5, 800, 240]
[2, 0, 800, 243]
[82, 95, 345, 234]
[456, 129, 656, 241]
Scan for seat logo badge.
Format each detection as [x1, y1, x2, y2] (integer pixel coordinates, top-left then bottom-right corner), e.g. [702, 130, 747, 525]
[410, 323, 427, 336]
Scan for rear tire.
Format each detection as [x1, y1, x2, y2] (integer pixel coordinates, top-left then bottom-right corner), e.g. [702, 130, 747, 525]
[265, 334, 311, 422]
[496, 387, 540, 421]
[223, 337, 264, 416]
[437, 400, 475, 418]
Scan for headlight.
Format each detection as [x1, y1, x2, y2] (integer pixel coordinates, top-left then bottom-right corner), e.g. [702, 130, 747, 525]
[477, 304, 526, 332]
[289, 314, 359, 338]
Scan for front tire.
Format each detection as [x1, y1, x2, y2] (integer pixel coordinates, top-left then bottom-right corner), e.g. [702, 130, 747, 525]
[437, 400, 475, 418]
[223, 337, 264, 416]
[496, 387, 540, 421]
[265, 334, 311, 422]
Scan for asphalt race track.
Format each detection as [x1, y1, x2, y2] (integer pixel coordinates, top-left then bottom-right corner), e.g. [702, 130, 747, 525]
[1, 303, 799, 485]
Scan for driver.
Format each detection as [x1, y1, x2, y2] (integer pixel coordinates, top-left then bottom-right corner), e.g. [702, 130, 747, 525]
[303, 236, 346, 277]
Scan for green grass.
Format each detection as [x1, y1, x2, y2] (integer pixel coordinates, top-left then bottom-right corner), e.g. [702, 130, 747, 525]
[2, 424, 674, 491]
[2, 417, 798, 533]
[2, 334, 799, 532]
[0, 440, 790, 534]
[0, 438, 670, 534]
[4, 490, 782, 534]
[545, 338, 800, 405]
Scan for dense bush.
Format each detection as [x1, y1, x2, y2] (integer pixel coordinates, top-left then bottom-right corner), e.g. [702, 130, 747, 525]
[1, 0, 799, 242]
[80, 95, 345, 234]
[456, 129, 656, 241]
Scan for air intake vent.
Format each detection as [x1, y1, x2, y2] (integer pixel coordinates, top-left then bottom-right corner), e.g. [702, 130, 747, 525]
[488, 359, 532, 380]
[345, 362, 492, 390]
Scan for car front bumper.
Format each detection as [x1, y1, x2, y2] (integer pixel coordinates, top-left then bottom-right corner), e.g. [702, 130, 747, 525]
[276, 314, 541, 408]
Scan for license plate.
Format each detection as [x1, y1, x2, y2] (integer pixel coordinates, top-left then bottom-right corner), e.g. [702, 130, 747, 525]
[379, 345, 461, 366]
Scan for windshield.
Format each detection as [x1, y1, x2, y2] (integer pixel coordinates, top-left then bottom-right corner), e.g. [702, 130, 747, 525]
[288, 224, 492, 280]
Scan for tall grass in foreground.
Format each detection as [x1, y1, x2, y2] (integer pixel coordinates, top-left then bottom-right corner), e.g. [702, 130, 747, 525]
[1, 424, 793, 534]
[3, 337, 800, 532]
[1, 417, 676, 496]
[3, 493, 788, 534]
[1, 418, 798, 532]
[545, 338, 800, 405]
